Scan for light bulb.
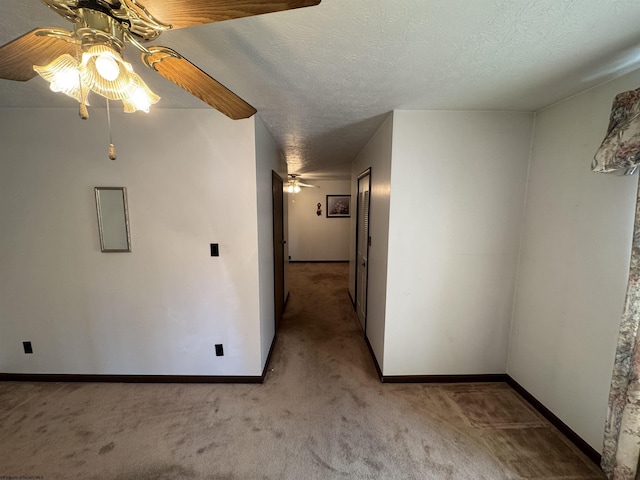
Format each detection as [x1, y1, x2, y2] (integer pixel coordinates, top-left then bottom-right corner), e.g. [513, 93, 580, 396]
[294, 185, 301, 193]
[95, 54, 120, 81]
[288, 184, 294, 193]
[50, 67, 80, 92]
[129, 86, 152, 113]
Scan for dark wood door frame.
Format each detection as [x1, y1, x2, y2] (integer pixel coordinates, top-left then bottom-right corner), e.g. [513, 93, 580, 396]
[272, 171, 285, 331]
[355, 168, 371, 334]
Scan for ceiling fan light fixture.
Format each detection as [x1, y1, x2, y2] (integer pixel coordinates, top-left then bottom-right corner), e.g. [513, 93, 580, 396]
[33, 42, 160, 114]
[287, 179, 301, 193]
[4, 0, 324, 121]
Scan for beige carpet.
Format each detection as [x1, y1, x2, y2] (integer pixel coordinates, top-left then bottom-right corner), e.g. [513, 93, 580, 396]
[0, 262, 604, 479]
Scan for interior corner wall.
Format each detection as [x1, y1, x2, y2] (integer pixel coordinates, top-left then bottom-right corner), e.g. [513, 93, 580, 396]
[254, 116, 288, 370]
[384, 110, 534, 376]
[508, 70, 640, 452]
[0, 108, 263, 376]
[288, 180, 351, 261]
[350, 113, 394, 368]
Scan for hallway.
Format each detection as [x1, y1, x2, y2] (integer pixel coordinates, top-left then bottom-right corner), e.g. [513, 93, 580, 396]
[0, 263, 603, 479]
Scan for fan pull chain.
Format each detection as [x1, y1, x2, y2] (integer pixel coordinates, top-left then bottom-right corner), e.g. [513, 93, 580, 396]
[106, 98, 117, 161]
[76, 46, 89, 120]
[78, 74, 88, 119]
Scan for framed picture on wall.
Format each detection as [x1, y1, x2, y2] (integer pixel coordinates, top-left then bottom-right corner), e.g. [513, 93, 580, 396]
[326, 195, 351, 218]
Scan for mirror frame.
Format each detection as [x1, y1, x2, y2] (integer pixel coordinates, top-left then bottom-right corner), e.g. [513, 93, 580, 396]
[95, 187, 132, 253]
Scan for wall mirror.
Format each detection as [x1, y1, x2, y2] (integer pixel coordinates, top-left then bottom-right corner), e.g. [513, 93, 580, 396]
[95, 187, 131, 252]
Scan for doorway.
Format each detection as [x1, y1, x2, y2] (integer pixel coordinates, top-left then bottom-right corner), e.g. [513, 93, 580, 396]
[355, 169, 371, 332]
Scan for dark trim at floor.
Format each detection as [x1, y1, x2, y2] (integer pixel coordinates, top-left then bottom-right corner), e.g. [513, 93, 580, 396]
[1, 334, 281, 386]
[284, 292, 290, 311]
[506, 376, 602, 467]
[359, 340, 601, 468]
[382, 374, 509, 384]
[289, 260, 349, 263]
[0, 319, 325, 385]
[378, 373, 601, 467]
[348, 290, 356, 310]
[364, 335, 383, 380]
[4, 291, 278, 386]
[0, 373, 263, 384]
[260, 333, 278, 382]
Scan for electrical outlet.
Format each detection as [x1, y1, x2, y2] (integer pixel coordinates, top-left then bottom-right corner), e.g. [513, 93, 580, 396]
[215, 344, 224, 356]
[23, 341, 33, 354]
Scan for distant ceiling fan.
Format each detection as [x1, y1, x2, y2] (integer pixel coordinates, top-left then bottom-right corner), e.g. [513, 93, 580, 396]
[287, 173, 318, 193]
[0, 0, 321, 119]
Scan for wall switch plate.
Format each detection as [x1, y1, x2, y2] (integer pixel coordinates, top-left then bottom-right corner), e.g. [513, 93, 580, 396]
[215, 344, 224, 356]
[23, 341, 33, 354]
[210, 243, 219, 257]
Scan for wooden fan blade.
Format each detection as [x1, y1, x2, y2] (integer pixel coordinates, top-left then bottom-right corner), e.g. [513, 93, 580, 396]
[137, 0, 321, 29]
[0, 28, 77, 82]
[298, 182, 319, 188]
[142, 46, 256, 119]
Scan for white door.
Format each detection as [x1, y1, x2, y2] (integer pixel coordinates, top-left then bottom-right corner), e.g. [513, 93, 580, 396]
[356, 171, 371, 330]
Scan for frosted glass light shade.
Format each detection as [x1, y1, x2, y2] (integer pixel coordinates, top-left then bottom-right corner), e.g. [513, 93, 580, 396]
[82, 45, 160, 112]
[33, 54, 86, 104]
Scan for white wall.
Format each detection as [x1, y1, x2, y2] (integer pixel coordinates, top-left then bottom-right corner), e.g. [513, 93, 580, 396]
[350, 114, 394, 368]
[508, 70, 640, 451]
[0, 108, 265, 376]
[288, 180, 351, 261]
[383, 110, 534, 376]
[254, 116, 288, 369]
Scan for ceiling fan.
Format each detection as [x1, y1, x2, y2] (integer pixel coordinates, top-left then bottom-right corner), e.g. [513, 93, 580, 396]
[287, 173, 318, 193]
[0, 0, 321, 120]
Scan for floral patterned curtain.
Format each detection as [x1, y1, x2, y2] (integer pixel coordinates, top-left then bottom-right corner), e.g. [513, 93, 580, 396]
[593, 87, 640, 479]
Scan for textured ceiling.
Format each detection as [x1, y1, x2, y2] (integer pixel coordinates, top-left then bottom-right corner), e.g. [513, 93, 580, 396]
[2, 0, 640, 179]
